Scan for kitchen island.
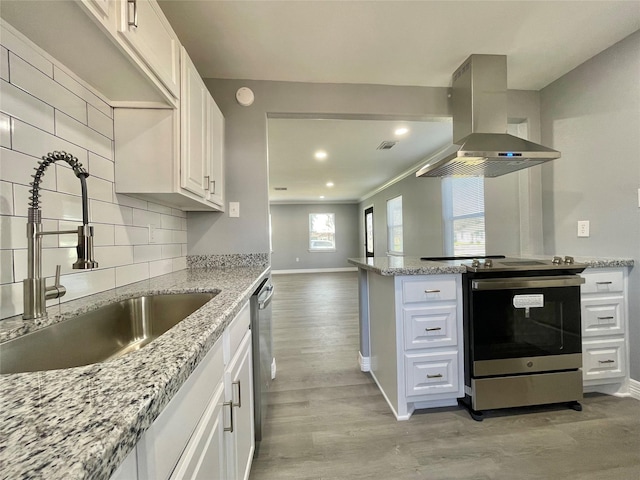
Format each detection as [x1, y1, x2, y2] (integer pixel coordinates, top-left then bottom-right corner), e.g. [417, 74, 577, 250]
[348, 256, 634, 420]
[0, 265, 269, 479]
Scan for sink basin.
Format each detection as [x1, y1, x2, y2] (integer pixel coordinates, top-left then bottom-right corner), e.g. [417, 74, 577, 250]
[0, 292, 217, 374]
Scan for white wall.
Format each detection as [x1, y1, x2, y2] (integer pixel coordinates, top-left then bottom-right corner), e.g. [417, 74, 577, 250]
[540, 30, 640, 380]
[0, 27, 187, 319]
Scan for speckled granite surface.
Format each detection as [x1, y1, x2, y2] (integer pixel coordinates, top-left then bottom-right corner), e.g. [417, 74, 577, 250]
[348, 256, 634, 276]
[187, 253, 269, 269]
[0, 266, 269, 480]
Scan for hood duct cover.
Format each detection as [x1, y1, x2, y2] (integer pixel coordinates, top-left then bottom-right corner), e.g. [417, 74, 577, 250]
[416, 55, 560, 178]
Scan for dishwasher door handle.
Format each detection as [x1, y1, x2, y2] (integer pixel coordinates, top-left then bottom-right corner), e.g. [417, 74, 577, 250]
[259, 285, 274, 310]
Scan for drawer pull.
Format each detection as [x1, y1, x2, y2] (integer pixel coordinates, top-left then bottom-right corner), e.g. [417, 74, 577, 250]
[595, 281, 613, 285]
[127, 0, 138, 28]
[424, 289, 441, 294]
[232, 380, 242, 408]
[425, 327, 442, 332]
[598, 359, 615, 364]
[223, 401, 234, 433]
[427, 373, 443, 379]
[597, 316, 615, 320]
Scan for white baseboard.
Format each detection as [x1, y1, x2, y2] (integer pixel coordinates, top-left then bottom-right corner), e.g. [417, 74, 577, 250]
[272, 267, 357, 275]
[358, 352, 370, 372]
[629, 378, 640, 401]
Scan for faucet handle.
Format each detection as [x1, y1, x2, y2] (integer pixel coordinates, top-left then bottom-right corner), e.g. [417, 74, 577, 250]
[45, 265, 66, 301]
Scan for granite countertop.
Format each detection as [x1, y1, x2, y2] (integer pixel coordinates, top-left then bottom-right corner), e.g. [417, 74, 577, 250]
[348, 256, 634, 276]
[0, 266, 269, 480]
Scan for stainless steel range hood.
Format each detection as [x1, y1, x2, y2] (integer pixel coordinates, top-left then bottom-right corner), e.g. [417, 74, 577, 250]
[416, 55, 559, 178]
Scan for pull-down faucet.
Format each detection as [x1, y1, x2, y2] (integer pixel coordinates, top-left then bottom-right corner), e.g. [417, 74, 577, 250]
[23, 151, 98, 320]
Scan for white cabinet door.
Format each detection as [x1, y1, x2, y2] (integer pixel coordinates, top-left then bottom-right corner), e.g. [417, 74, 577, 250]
[117, 0, 180, 97]
[170, 382, 227, 480]
[181, 49, 208, 199]
[226, 333, 255, 480]
[206, 95, 225, 209]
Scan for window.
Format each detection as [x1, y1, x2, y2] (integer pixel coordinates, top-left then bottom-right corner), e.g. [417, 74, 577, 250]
[387, 196, 403, 255]
[442, 178, 485, 256]
[309, 213, 336, 251]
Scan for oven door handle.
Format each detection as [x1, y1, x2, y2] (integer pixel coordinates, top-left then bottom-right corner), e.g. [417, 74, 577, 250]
[471, 275, 585, 290]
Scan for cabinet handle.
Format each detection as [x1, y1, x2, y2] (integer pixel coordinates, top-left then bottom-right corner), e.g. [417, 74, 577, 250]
[427, 373, 443, 379]
[425, 327, 442, 332]
[223, 401, 234, 432]
[597, 316, 614, 320]
[211, 180, 216, 194]
[424, 289, 441, 294]
[127, 0, 138, 28]
[598, 359, 615, 364]
[232, 380, 241, 408]
[595, 281, 613, 285]
[204, 175, 210, 191]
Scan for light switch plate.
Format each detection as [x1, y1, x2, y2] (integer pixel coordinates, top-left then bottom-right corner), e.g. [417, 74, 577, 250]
[149, 224, 157, 243]
[229, 202, 240, 218]
[577, 220, 590, 238]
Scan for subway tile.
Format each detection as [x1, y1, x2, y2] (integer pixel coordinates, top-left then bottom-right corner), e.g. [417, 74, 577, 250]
[1, 47, 8, 82]
[115, 263, 149, 288]
[53, 66, 111, 119]
[181, 244, 188, 257]
[114, 225, 149, 246]
[14, 246, 78, 280]
[173, 230, 187, 244]
[1, 215, 27, 249]
[0, 79, 55, 133]
[155, 228, 173, 244]
[55, 111, 112, 159]
[86, 175, 113, 203]
[0, 180, 13, 215]
[181, 217, 187, 230]
[133, 244, 162, 263]
[12, 183, 29, 217]
[87, 105, 113, 139]
[41, 190, 83, 222]
[90, 199, 132, 225]
[132, 208, 162, 228]
[58, 220, 114, 248]
[161, 213, 182, 230]
[0, 148, 56, 190]
[12, 118, 88, 161]
[10, 54, 86, 124]
[0, 282, 23, 319]
[0, 249, 14, 284]
[172, 257, 187, 272]
[115, 194, 147, 210]
[52, 268, 116, 304]
[161, 244, 181, 259]
[56, 163, 81, 197]
[94, 245, 134, 268]
[88, 153, 114, 182]
[149, 259, 172, 278]
[171, 208, 186, 218]
[147, 202, 172, 215]
[0, 28, 53, 78]
[0, 113, 10, 147]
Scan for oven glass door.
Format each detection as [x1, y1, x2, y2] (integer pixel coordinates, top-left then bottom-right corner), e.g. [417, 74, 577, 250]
[470, 283, 582, 361]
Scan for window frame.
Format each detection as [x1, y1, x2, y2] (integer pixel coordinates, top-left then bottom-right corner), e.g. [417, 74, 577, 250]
[386, 195, 403, 256]
[308, 212, 336, 252]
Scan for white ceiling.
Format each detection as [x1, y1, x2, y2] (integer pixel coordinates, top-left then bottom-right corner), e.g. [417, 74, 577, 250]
[158, 1, 640, 203]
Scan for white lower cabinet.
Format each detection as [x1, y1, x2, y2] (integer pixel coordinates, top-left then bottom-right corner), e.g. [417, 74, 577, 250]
[580, 268, 630, 394]
[112, 302, 254, 480]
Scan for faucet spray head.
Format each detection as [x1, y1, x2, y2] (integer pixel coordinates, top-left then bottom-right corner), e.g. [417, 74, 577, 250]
[73, 225, 98, 270]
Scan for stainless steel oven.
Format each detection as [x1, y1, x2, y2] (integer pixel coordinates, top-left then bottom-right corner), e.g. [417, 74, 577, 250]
[460, 257, 586, 420]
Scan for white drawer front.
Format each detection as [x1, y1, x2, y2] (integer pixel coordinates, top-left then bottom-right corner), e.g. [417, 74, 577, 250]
[402, 277, 457, 304]
[582, 340, 625, 381]
[581, 270, 624, 294]
[581, 297, 624, 337]
[403, 305, 457, 350]
[405, 352, 459, 397]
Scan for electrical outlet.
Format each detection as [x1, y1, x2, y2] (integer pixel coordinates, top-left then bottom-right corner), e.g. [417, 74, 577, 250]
[577, 220, 590, 238]
[149, 224, 157, 243]
[229, 202, 240, 218]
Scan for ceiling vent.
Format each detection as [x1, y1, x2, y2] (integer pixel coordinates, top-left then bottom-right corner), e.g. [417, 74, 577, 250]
[377, 141, 398, 150]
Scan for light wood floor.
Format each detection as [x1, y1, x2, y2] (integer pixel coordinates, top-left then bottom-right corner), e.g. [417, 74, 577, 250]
[249, 272, 640, 480]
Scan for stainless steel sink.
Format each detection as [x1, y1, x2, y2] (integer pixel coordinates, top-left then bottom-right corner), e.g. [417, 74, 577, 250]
[0, 292, 217, 374]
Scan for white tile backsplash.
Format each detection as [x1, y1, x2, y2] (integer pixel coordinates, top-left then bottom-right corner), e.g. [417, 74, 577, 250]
[0, 79, 55, 133]
[0, 30, 187, 319]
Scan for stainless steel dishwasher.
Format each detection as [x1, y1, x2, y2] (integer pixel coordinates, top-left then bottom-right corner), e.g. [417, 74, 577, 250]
[250, 277, 275, 451]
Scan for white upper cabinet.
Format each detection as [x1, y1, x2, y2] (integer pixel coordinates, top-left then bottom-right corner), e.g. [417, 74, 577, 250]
[207, 95, 225, 208]
[116, 0, 180, 99]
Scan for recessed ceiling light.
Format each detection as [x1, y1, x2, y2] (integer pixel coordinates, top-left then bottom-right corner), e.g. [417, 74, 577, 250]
[320, 195, 325, 199]
[315, 150, 328, 160]
[395, 127, 409, 136]
[326, 181, 334, 187]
